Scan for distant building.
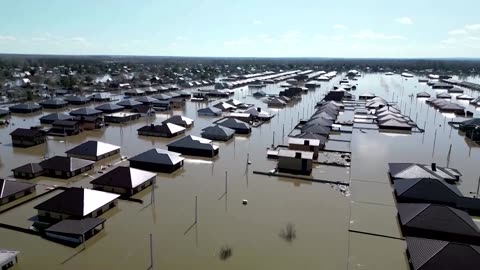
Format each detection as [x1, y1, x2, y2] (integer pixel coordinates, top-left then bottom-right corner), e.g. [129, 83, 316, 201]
[10, 128, 47, 147]
[69, 108, 102, 117]
[94, 103, 124, 114]
[74, 116, 104, 130]
[66, 140, 120, 161]
[39, 98, 68, 109]
[44, 218, 106, 246]
[116, 99, 142, 108]
[90, 166, 156, 196]
[277, 149, 313, 175]
[39, 156, 94, 179]
[64, 96, 91, 105]
[34, 187, 119, 221]
[39, 112, 73, 124]
[0, 179, 36, 205]
[90, 93, 111, 102]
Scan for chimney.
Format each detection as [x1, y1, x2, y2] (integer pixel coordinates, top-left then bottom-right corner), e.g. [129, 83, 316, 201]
[295, 152, 302, 159]
[304, 140, 310, 146]
[431, 163, 436, 171]
[257, 107, 261, 112]
[150, 123, 154, 129]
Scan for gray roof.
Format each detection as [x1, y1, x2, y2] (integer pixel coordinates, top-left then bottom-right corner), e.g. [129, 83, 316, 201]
[197, 107, 222, 116]
[137, 123, 185, 135]
[39, 156, 95, 172]
[398, 203, 480, 237]
[201, 125, 235, 138]
[9, 103, 42, 110]
[69, 108, 102, 116]
[90, 166, 156, 189]
[129, 148, 184, 166]
[461, 118, 480, 127]
[45, 218, 106, 235]
[40, 113, 73, 122]
[406, 237, 480, 270]
[116, 99, 142, 107]
[66, 141, 120, 158]
[216, 117, 250, 130]
[64, 96, 91, 102]
[135, 96, 159, 104]
[94, 103, 124, 112]
[162, 115, 194, 127]
[34, 187, 119, 216]
[39, 98, 68, 106]
[0, 179, 35, 199]
[90, 93, 111, 99]
[416, 92, 431, 98]
[12, 163, 43, 174]
[167, 135, 219, 151]
[300, 124, 330, 135]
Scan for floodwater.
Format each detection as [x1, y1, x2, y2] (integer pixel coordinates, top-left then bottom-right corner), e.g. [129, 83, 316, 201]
[0, 72, 479, 270]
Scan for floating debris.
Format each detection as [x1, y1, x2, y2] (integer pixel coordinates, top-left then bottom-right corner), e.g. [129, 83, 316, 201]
[279, 223, 297, 243]
[219, 245, 233, 260]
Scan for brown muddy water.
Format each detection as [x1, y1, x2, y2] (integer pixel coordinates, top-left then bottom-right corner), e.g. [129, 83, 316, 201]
[0, 73, 479, 270]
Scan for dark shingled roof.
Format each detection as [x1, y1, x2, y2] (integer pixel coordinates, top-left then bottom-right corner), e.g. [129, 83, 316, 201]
[9, 103, 42, 111]
[39, 98, 68, 106]
[45, 218, 106, 235]
[40, 113, 73, 122]
[0, 179, 35, 199]
[398, 203, 480, 238]
[39, 156, 94, 172]
[162, 115, 194, 127]
[300, 124, 330, 135]
[65, 141, 120, 158]
[167, 135, 218, 151]
[406, 237, 480, 270]
[34, 187, 119, 216]
[201, 125, 235, 139]
[197, 107, 222, 116]
[69, 108, 102, 117]
[10, 128, 46, 137]
[116, 99, 142, 107]
[394, 178, 462, 205]
[64, 96, 91, 102]
[129, 149, 184, 166]
[137, 123, 185, 136]
[416, 92, 431, 98]
[90, 166, 156, 189]
[12, 163, 43, 174]
[94, 103, 124, 112]
[216, 117, 251, 131]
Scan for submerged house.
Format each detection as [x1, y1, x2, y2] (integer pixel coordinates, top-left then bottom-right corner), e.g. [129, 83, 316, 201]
[95, 103, 124, 114]
[389, 163, 461, 183]
[34, 187, 119, 221]
[288, 138, 321, 158]
[12, 163, 44, 179]
[125, 88, 146, 97]
[131, 105, 156, 116]
[69, 108, 102, 117]
[66, 140, 120, 161]
[397, 203, 480, 245]
[277, 149, 313, 175]
[216, 117, 251, 134]
[129, 148, 184, 173]
[378, 119, 413, 131]
[459, 118, 480, 132]
[416, 92, 431, 98]
[44, 218, 106, 247]
[74, 116, 104, 130]
[49, 120, 80, 136]
[241, 107, 272, 121]
[9, 103, 42, 113]
[39, 98, 69, 109]
[137, 123, 185, 138]
[104, 112, 141, 123]
[90, 93, 111, 102]
[213, 102, 237, 111]
[0, 179, 36, 205]
[10, 128, 47, 147]
[39, 156, 95, 179]
[197, 107, 222, 116]
[162, 115, 194, 128]
[0, 250, 19, 270]
[64, 96, 91, 105]
[90, 166, 156, 196]
[116, 99, 142, 109]
[40, 112, 73, 124]
[405, 237, 480, 270]
[201, 125, 235, 141]
[167, 135, 219, 158]
[267, 97, 287, 107]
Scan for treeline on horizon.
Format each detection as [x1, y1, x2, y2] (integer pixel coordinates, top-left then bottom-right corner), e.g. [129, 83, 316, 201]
[0, 54, 479, 74]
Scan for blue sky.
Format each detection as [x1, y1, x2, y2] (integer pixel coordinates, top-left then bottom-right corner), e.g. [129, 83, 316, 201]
[1, 0, 480, 58]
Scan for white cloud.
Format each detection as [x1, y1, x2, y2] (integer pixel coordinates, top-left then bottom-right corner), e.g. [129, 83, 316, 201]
[71, 37, 86, 42]
[441, 38, 456, 44]
[333, 24, 347, 30]
[395, 17, 413, 25]
[0, 35, 16, 41]
[280, 31, 301, 43]
[448, 29, 467, 35]
[31, 37, 47, 41]
[176, 36, 188, 41]
[467, 36, 480, 41]
[353, 30, 406, 40]
[253, 20, 263, 25]
[332, 35, 345, 41]
[465, 24, 480, 31]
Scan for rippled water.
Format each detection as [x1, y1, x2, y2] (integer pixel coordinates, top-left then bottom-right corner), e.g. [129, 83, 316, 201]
[0, 72, 479, 270]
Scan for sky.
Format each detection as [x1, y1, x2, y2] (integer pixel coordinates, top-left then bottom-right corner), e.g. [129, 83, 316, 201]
[1, 0, 480, 58]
